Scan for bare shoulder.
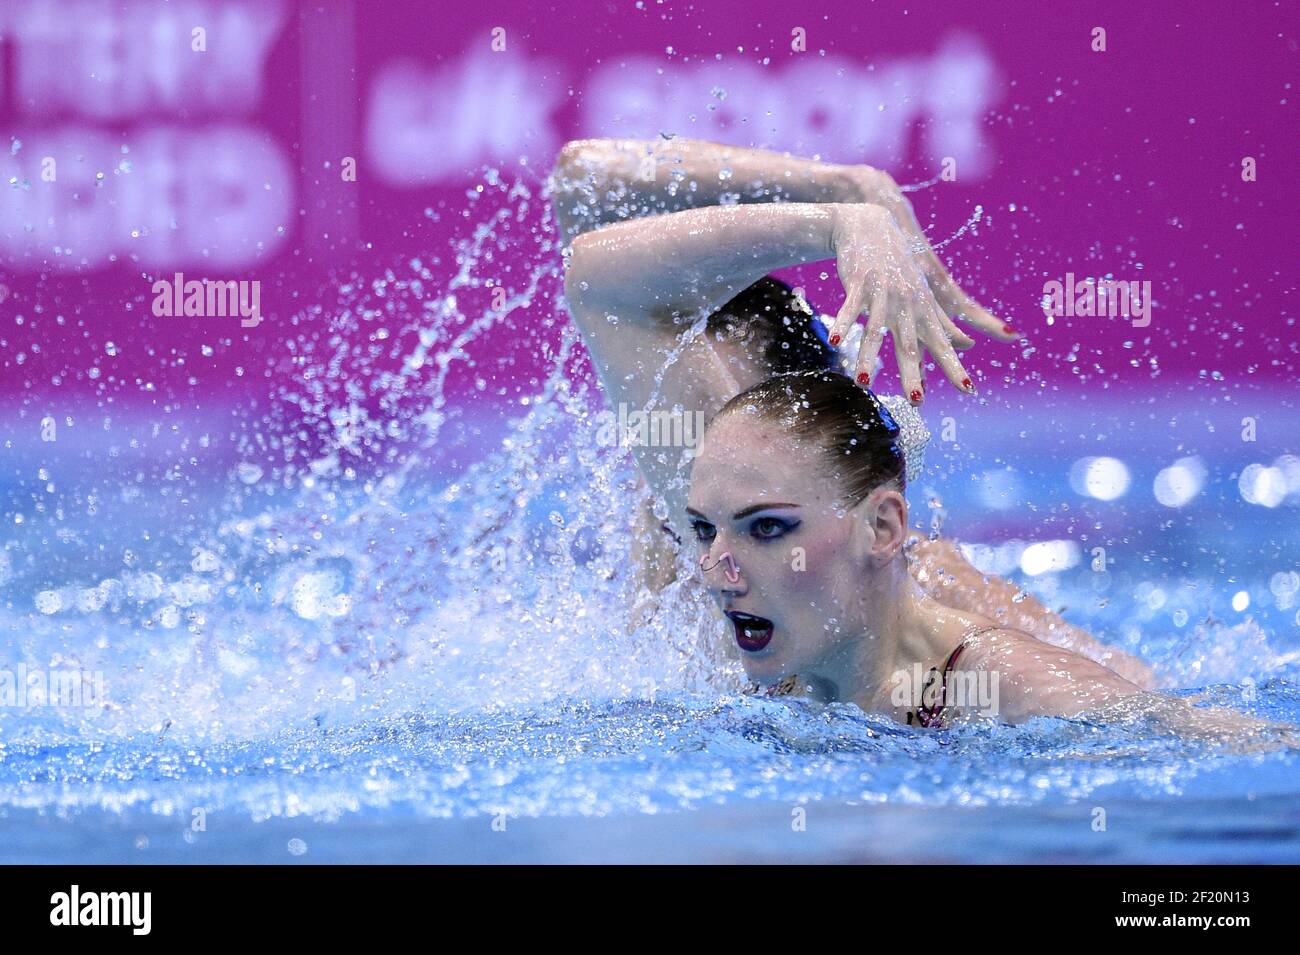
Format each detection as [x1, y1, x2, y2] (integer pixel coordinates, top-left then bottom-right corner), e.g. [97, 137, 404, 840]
[954, 625, 1145, 724]
[904, 534, 1003, 606]
[959, 625, 1081, 668]
[903, 532, 968, 570]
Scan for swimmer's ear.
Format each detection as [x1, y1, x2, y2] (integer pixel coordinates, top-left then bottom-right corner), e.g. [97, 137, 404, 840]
[848, 485, 909, 567]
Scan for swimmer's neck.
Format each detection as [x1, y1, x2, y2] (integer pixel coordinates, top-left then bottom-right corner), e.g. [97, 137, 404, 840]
[799, 573, 967, 717]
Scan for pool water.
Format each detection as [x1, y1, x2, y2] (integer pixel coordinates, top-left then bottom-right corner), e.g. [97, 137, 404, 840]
[1, 189, 1297, 864]
[1, 679, 1297, 863]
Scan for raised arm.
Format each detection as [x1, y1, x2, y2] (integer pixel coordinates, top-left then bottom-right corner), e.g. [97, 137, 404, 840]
[564, 201, 834, 322]
[548, 137, 862, 245]
[550, 137, 1019, 392]
[567, 201, 987, 400]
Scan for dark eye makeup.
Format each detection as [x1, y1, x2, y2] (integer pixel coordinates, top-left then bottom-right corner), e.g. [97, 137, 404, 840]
[690, 520, 716, 543]
[750, 516, 799, 540]
[691, 516, 799, 544]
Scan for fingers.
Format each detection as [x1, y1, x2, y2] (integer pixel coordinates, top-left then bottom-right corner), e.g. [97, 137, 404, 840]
[926, 253, 1022, 342]
[919, 299, 977, 395]
[852, 282, 889, 387]
[909, 263, 972, 353]
[892, 291, 924, 405]
[937, 310, 976, 350]
[917, 270, 975, 349]
[828, 270, 872, 347]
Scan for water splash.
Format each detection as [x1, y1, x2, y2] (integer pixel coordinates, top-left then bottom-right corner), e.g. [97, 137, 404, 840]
[0, 170, 743, 747]
[1, 168, 1297, 866]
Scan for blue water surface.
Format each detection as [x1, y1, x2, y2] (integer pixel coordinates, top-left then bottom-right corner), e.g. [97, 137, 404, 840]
[1, 278, 1297, 863]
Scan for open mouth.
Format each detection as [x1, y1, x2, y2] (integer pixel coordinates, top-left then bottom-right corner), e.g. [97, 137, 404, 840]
[726, 611, 774, 652]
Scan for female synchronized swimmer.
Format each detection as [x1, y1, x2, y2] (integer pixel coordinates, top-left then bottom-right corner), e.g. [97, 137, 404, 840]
[549, 136, 1156, 688]
[685, 368, 1295, 742]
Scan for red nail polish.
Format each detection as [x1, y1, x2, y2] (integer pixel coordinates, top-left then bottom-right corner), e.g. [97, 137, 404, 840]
[1002, 324, 1018, 336]
[961, 377, 972, 390]
[857, 371, 870, 385]
[829, 334, 841, 346]
[910, 389, 922, 403]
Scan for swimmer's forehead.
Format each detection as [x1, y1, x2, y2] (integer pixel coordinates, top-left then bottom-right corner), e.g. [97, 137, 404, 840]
[688, 414, 839, 516]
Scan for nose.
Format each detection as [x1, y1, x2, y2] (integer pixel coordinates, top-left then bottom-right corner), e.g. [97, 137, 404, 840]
[699, 549, 742, 586]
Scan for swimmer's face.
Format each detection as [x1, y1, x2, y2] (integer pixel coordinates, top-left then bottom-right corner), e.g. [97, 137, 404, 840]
[686, 412, 883, 688]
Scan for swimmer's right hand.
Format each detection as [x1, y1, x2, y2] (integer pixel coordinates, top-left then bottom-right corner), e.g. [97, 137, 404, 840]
[826, 203, 968, 402]
[828, 184, 1020, 404]
[847, 168, 1022, 343]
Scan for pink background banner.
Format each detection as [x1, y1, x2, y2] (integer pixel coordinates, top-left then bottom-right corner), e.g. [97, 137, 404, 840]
[0, 0, 1294, 411]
